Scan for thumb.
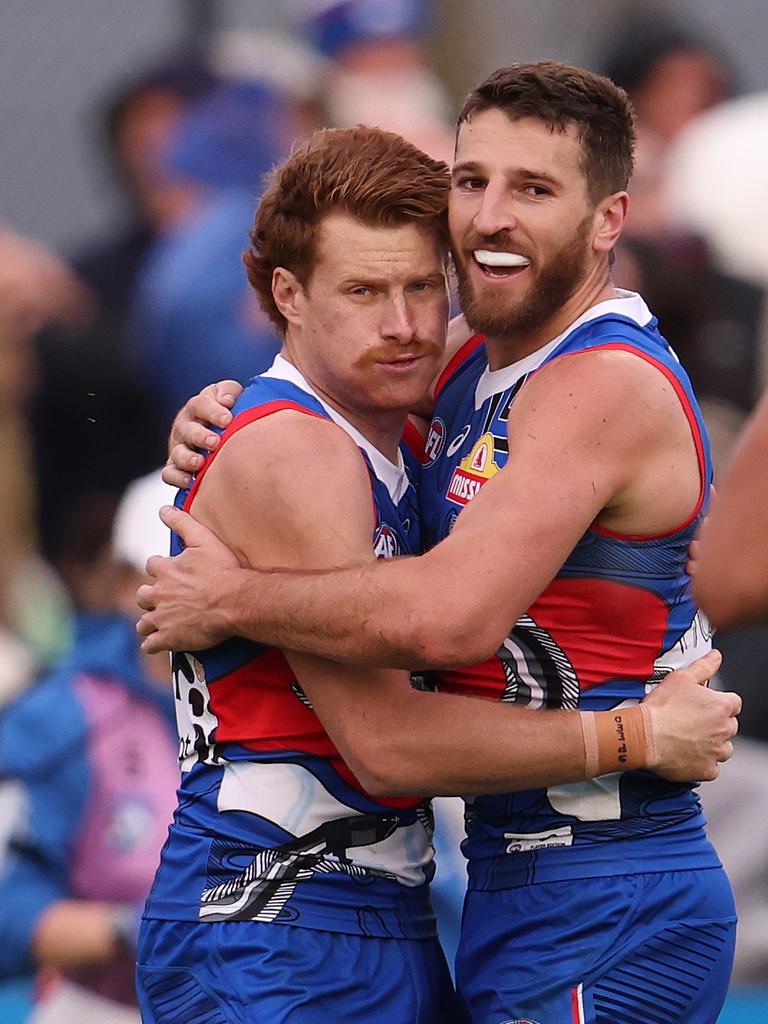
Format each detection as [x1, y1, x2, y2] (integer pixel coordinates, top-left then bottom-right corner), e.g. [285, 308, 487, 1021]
[663, 649, 722, 688]
[159, 505, 211, 548]
[213, 379, 243, 407]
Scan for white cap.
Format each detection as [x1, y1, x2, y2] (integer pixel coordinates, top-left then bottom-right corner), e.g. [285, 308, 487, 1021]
[111, 469, 177, 574]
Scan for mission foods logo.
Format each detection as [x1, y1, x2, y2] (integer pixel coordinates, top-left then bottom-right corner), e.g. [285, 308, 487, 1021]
[446, 432, 499, 506]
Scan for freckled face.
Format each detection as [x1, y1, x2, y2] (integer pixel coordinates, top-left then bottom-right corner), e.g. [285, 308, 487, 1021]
[292, 212, 449, 416]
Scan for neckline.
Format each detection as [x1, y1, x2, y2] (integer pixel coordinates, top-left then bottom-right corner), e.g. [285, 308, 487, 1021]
[263, 354, 410, 504]
[474, 290, 653, 408]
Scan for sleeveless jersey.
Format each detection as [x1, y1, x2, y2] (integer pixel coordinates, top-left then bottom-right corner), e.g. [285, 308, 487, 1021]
[420, 291, 720, 890]
[144, 357, 437, 939]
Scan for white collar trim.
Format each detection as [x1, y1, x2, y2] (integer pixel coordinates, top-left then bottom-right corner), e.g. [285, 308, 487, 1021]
[263, 354, 409, 504]
[474, 289, 653, 408]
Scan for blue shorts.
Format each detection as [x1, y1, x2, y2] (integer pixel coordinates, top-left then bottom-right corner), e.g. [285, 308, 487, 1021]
[137, 918, 464, 1023]
[456, 867, 736, 1024]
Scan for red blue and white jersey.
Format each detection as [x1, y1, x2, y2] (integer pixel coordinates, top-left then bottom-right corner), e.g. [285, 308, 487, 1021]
[144, 356, 436, 939]
[420, 291, 721, 890]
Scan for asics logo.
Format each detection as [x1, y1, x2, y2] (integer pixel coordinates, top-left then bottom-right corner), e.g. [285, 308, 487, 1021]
[446, 424, 471, 457]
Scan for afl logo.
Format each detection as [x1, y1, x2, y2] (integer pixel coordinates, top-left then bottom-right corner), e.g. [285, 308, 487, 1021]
[373, 524, 400, 559]
[498, 1020, 541, 1024]
[423, 417, 446, 466]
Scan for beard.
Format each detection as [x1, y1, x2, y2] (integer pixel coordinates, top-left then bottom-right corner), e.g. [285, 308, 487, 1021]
[454, 217, 592, 341]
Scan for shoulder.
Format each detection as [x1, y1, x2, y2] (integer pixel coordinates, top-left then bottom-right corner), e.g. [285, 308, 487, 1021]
[211, 407, 370, 493]
[446, 313, 474, 353]
[523, 345, 682, 423]
[193, 407, 377, 564]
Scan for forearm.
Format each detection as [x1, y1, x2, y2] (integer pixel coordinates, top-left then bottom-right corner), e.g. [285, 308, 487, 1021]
[222, 552, 510, 669]
[32, 900, 126, 968]
[346, 691, 588, 795]
[221, 560, 428, 666]
[311, 678, 650, 798]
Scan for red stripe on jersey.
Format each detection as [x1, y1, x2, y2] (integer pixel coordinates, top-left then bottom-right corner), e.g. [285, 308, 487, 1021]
[543, 343, 707, 540]
[437, 577, 670, 699]
[437, 655, 508, 701]
[401, 418, 426, 462]
[528, 577, 670, 690]
[433, 334, 485, 400]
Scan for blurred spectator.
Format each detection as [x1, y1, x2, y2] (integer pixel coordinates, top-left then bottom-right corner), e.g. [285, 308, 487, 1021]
[299, 0, 455, 162]
[614, 236, 763, 427]
[601, 12, 767, 428]
[132, 78, 299, 421]
[600, 10, 734, 248]
[30, 49, 221, 622]
[602, 12, 734, 147]
[0, 470, 179, 1023]
[210, 28, 327, 142]
[71, 47, 220, 322]
[664, 93, 768, 290]
[0, 231, 80, 677]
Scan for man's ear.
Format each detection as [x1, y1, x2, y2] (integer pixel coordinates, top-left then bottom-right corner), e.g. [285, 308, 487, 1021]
[592, 191, 629, 256]
[272, 267, 305, 328]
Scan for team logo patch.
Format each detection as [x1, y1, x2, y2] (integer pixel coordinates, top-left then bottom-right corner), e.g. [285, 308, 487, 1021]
[423, 417, 446, 466]
[373, 523, 401, 559]
[446, 432, 499, 506]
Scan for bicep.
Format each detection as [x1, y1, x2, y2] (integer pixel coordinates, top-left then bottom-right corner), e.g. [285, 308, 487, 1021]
[433, 364, 626, 610]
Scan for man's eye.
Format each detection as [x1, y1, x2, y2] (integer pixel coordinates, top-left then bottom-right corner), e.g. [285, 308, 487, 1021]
[350, 286, 373, 297]
[455, 177, 484, 191]
[524, 184, 550, 197]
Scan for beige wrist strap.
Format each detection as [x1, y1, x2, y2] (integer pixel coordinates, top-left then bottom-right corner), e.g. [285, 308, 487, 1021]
[580, 704, 652, 777]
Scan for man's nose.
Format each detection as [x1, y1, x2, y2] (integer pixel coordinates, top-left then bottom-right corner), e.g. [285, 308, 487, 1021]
[381, 295, 416, 344]
[473, 182, 516, 239]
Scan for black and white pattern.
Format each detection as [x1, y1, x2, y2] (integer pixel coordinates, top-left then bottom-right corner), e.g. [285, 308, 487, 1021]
[497, 614, 580, 710]
[172, 652, 220, 770]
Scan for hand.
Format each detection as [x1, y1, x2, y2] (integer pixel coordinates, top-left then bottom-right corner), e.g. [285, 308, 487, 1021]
[163, 379, 244, 488]
[642, 650, 740, 782]
[136, 506, 242, 653]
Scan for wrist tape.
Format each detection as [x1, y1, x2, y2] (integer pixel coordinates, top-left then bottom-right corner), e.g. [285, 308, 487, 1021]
[580, 704, 653, 777]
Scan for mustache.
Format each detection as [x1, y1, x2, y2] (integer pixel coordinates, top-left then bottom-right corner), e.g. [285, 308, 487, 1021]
[358, 339, 444, 365]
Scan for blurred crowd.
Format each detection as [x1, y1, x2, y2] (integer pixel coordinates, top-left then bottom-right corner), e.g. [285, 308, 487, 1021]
[0, 1, 767, 1020]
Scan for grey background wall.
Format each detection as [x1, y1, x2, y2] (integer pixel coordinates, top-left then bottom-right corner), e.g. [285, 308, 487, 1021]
[1, 0, 766, 251]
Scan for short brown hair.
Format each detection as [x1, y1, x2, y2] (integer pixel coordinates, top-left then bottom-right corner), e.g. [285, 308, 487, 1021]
[458, 61, 635, 203]
[244, 125, 450, 334]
